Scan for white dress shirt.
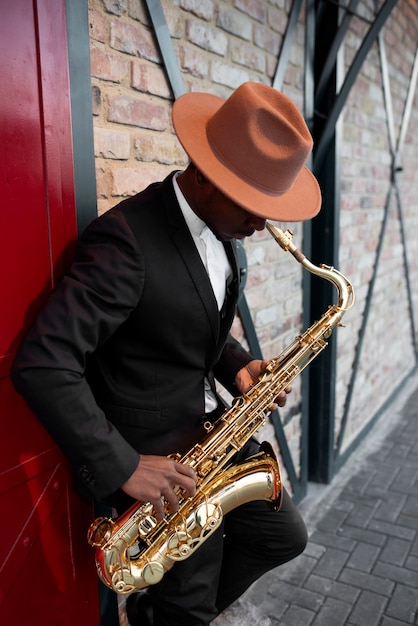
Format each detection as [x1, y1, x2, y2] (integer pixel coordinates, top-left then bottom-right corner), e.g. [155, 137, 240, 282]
[173, 173, 232, 412]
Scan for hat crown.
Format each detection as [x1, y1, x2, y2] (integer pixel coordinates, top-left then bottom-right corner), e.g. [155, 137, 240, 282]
[206, 83, 313, 196]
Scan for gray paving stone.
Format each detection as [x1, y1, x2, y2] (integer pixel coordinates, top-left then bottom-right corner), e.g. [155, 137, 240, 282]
[344, 502, 379, 528]
[379, 617, 412, 625]
[385, 583, 418, 623]
[373, 561, 418, 587]
[373, 492, 407, 523]
[336, 524, 387, 546]
[316, 508, 350, 533]
[349, 590, 388, 626]
[368, 519, 416, 540]
[405, 555, 418, 571]
[266, 579, 323, 612]
[338, 568, 395, 596]
[311, 597, 352, 626]
[380, 537, 411, 566]
[346, 542, 381, 573]
[397, 512, 418, 530]
[304, 573, 360, 604]
[278, 605, 316, 625]
[313, 548, 350, 579]
[309, 529, 357, 552]
[402, 494, 418, 517]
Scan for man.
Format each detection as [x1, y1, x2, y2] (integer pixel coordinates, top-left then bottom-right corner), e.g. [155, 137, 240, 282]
[12, 82, 321, 625]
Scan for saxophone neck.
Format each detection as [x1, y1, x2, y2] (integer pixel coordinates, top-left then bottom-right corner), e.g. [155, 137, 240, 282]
[266, 222, 355, 314]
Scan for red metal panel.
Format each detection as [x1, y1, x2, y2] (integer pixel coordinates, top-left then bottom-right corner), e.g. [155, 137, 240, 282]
[0, 1, 100, 624]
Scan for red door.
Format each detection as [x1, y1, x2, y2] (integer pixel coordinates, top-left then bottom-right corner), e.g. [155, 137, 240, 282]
[0, 1, 100, 624]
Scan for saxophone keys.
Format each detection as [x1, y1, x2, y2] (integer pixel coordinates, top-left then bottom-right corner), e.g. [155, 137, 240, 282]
[87, 517, 114, 547]
[195, 502, 222, 532]
[142, 561, 165, 585]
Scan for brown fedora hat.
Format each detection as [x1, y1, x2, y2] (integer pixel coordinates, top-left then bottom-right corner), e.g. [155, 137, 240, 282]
[172, 82, 321, 221]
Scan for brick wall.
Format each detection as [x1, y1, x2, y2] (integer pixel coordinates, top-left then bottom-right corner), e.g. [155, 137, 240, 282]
[87, 0, 418, 474]
[335, 0, 418, 451]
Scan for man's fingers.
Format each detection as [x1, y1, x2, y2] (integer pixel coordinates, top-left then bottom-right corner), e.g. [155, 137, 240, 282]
[174, 462, 197, 498]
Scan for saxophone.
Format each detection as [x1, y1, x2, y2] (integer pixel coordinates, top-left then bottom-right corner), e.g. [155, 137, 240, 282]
[87, 223, 355, 594]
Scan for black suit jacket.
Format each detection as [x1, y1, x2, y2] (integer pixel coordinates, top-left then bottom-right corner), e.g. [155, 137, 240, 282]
[12, 173, 253, 504]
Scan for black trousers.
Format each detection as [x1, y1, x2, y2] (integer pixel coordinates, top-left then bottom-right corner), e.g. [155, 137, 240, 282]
[132, 440, 308, 626]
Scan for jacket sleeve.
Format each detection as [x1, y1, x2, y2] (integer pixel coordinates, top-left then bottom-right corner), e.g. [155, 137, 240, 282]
[11, 210, 143, 502]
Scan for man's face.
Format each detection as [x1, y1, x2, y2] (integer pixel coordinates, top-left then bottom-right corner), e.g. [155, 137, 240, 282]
[198, 184, 266, 241]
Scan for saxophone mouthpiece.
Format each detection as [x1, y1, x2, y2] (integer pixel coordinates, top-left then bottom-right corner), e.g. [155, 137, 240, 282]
[266, 222, 306, 263]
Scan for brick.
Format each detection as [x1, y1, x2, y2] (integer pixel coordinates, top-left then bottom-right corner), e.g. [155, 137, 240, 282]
[90, 44, 129, 82]
[94, 165, 109, 199]
[179, 0, 213, 21]
[111, 165, 167, 196]
[131, 62, 172, 99]
[134, 134, 188, 166]
[210, 60, 249, 88]
[103, 0, 127, 16]
[110, 19, 160, 62]
[268, 6, 288, 35]
[108, 96, 168, 131]
[94, 127, 131, 159]
[160, 1, 184, 39]
[177, 43, 209, 78]
[88, 8, 109, 43]
[253, 23, 280, 55]
[185, 19, 228, 56]
[231, 42, 266, 72]
[234, 0, 266, 23]
[216, 7, 252, 40]
[128, 1, 149, 24]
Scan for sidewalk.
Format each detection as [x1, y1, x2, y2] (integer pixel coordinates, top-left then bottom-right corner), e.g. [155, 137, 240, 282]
[213, 370, 418, 626]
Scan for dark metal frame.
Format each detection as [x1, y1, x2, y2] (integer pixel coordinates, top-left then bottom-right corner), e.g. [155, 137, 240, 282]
[308, 0, 414, 481]
[66, 3, 119, 624]
[66, 0, 97, 234]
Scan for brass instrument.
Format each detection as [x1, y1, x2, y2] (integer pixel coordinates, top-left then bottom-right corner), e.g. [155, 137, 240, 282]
[87, 223, 355, 594]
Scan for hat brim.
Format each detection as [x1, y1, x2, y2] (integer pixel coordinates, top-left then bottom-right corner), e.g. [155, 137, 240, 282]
[172, 92, 321, 222]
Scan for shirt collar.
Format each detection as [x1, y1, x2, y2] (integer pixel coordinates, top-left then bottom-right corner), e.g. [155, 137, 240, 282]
[172, 172, 206, 238]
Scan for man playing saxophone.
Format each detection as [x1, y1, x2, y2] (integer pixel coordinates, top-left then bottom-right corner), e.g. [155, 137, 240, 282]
[12, 82, 321, 625]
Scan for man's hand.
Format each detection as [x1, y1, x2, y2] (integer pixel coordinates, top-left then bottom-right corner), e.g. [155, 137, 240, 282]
[121, 455, 197, 521]
[234, 359, 292, 411]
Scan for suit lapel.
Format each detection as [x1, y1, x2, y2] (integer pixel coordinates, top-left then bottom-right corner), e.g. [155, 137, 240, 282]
[163, 177, 220, 341]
